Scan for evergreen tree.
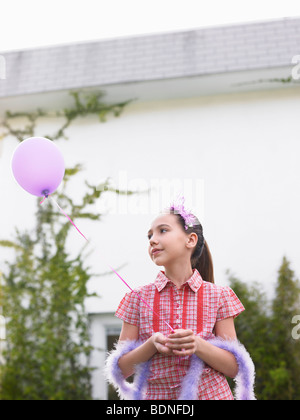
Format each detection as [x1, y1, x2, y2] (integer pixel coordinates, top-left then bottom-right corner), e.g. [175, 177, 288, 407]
[267, 257, 300, 400]
[227, 271, 272, 399]
[228, 257, 300, 400]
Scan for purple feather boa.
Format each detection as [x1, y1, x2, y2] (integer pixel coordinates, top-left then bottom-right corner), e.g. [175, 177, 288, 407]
[105, 337, 256, 400]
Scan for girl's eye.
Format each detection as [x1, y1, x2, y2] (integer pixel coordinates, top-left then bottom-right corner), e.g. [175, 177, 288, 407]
[147, 229, 167, 240]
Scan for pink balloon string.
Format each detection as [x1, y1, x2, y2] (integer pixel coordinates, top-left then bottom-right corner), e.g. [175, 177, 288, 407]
[39, 195, 174, 333]
[49, 196, 89, 242]
[40, 195, 89, 242]
[108, 265, 175, 333]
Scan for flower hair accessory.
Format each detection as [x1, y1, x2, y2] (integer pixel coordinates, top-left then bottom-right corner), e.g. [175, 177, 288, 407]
[167, 195, 199, 231]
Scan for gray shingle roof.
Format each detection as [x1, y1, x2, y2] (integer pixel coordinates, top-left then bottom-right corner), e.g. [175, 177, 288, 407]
[0, 17, 299, 98]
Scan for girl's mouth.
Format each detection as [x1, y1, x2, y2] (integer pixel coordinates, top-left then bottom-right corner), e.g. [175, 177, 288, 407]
[152, 249, 163, 256]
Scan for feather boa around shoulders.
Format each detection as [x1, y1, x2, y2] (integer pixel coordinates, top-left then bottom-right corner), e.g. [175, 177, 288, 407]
[104, 338, 256, 400]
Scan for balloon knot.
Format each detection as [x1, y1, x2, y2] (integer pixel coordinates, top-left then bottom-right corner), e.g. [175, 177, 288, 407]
[42, 189, 49, 198]
[40, 189, 50, 205]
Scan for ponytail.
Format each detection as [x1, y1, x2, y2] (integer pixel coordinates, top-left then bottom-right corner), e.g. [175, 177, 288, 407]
[192, 241, 214, 284]
[170, 210, 215, 284]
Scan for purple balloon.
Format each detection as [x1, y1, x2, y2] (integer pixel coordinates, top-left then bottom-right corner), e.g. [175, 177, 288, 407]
[11, 137, 65, 197]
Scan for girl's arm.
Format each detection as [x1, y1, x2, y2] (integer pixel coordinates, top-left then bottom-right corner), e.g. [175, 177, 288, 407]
[166, 317, 239, 378]
[118, 321, 172, 378]
[194, 317, 239, 378]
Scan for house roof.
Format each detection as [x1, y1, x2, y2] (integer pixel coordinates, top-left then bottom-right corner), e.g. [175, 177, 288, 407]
[0, 17, 299, 100]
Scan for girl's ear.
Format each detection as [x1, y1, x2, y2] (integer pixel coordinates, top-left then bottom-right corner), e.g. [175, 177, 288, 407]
[186, 232, 198, 249]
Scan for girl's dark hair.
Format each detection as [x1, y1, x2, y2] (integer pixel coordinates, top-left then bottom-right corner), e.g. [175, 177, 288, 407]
[170, 211, 215, 283]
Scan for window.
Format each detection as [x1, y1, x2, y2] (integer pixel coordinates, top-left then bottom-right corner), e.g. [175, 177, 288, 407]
[106, 326, 121, 400]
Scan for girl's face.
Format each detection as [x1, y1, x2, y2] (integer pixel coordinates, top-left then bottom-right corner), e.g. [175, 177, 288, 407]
[147, 213, 197, 267]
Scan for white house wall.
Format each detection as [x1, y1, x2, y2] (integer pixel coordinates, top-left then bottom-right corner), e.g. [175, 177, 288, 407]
[1, 87, 299, 306]
[0, 86, 300, 397]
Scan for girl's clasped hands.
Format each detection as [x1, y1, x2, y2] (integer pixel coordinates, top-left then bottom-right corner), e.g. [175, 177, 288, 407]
[152, 329, 199, 357]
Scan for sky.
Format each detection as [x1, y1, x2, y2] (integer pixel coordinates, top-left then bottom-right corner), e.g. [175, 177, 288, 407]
[1, 0, 300, 52]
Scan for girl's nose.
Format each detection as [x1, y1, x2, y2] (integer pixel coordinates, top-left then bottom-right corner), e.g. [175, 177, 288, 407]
[150, 236, 158, 246]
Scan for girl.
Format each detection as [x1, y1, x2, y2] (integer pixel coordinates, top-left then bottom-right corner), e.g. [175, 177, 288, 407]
[106, 198, 255, 400]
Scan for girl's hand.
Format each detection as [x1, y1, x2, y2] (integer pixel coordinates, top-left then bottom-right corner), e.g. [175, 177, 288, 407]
[151, 332, 173, 355]
[165, 329, 198, 357]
